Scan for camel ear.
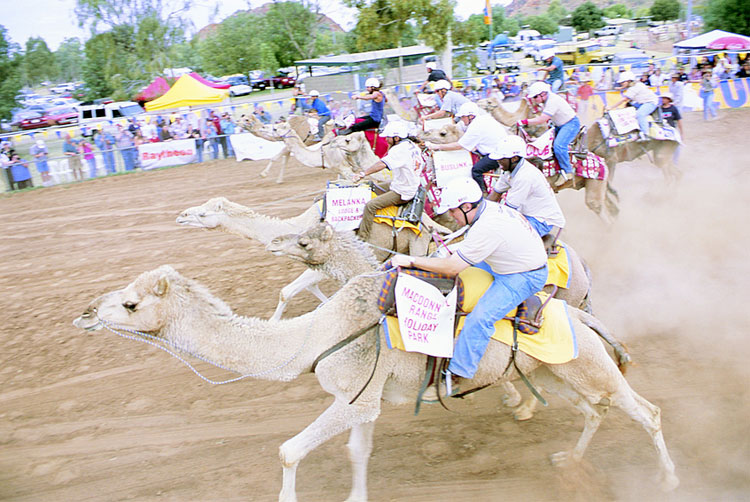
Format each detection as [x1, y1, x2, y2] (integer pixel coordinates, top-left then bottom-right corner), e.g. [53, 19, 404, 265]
[322, 224, 335, 241]
[154, 275, 169, 296]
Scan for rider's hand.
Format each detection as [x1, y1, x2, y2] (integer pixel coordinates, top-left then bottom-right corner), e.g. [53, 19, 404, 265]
[425, 141, 438, 151]
[391, 255, 414, 268]
[352, 171, 365, 182]
[517, 119, 528, 128]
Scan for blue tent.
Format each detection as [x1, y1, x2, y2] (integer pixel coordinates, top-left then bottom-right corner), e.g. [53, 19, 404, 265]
[488, 34, 510, 53]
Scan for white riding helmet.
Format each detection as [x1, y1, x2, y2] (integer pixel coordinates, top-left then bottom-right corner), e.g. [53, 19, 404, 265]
[381, 121, 410, 139]
[660, 92, 673, 101]
[365, 77, 380, 88]
[435, 178, 483, 215]
[527, 81, 551, 98]
[426, 62, 437, 70]
[617, 70, 636, 83]
[456, 102, 480, 118]
[309, 90, 320, 97]
[541, 49, 556, 60]
[490, 135, 527, 160]
[434, 79, 451, 91]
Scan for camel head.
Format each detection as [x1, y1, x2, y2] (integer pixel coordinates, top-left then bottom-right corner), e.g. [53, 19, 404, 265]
[176, 197, 240, 229]
[477, 97, 502, 113]
[417, 124, 461, 144]
[266, 222, 338, 266]
[330, 132, 366, 153]
[73, 265, 180, 335]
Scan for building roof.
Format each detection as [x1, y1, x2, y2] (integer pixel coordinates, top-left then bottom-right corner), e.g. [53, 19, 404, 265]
[295, 45, 435, 67]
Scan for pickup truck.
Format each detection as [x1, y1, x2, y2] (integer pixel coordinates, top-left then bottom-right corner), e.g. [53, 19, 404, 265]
[556, 43, 613, 65]
[594, 25, 621, 37]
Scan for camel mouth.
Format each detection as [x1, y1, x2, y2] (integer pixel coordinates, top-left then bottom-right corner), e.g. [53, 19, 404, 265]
[73, 315, 102, 331]
[175, 215, 208, 228]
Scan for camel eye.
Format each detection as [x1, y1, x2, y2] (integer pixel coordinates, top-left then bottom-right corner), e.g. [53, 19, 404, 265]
[298, 238, 310, 248]
[123, 302, 138, 313]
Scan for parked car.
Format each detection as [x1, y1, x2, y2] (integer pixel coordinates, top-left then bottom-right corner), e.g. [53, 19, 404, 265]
[44, 106, 79, 126]
[16, 111, 48, 130]
[493, 50, 520, 72]
[270, 72, 296, 88]
[611, 51, 651, 72]
[226, 75, 253, 97]
[594, 25, 622, 37]
[248, 71, 268, 91]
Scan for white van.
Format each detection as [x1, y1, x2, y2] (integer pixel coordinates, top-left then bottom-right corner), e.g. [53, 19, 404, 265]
[77, 101, 144, 124]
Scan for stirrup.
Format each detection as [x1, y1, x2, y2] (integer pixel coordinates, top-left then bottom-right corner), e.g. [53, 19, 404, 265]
[554, 172, 570, 187]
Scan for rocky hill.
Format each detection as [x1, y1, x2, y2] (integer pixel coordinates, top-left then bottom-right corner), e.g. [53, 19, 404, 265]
[505, 0, 653, 17]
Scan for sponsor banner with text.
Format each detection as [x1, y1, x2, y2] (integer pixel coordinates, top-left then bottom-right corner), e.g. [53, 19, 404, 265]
[395, 273, 456, 357]
[324, 185, 373, 231]
[138, 139, 197, 170]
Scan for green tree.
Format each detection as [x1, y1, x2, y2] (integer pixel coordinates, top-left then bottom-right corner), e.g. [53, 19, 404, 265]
[54, 38, 86, 83]
[264, 1, 327, 65]
[0, 26, 23, 119]
[570, 2, 605, 32]
[196, 12, 265, 77]
[547, 0, 568, 24]
[703, 0, 750, 34]
[23, 37, 57, 85]
[650, 0, 681, 22]
[82, 32, 118, 99]
[603, 4, 632, 19]
[525, 14, 558, 35]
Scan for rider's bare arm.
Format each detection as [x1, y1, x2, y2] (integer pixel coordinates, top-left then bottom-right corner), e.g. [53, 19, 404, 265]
[353, 159, 387, 182]
[422, 109, 448, 121]
[426, 141, 463, 152]
[487, 189, 507, 202]
[524, 113, 552, 127]
[391, 252, 470, 276]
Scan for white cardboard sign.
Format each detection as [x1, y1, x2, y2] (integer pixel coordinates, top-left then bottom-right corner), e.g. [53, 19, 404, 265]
[230, 132, 285, 161]
[138, 139, 197, 169]
[609, 107, 639, 135]
[395, 272, 456, 357]
[433, 149, 473, 187]
[324, 185, 373, 231]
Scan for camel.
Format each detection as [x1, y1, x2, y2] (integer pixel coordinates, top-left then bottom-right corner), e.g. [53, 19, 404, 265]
[586, 122, 681, 183]
[477, 96, 548, 137]
[73, 264, 679, 501]
[417, 122, 619, 223]
[238, 114, 335, 184]
[381, 87, 418, 121]
[176, 197, 436, 321]
[267, 221, 633, 420]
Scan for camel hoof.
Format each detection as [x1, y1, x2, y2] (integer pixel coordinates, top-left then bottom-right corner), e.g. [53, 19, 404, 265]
[259, 171, 268, 178]
[513, 407, 535, 421]
[501, 392, 522, 408]
[659, 472, 680, 492]
[550, 451, 571, 466]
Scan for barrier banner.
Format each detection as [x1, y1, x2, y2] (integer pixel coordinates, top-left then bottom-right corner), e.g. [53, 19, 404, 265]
[138, 139, 197, 170]
[433, 149, 473, 187]
[324, 185, 373, 231]
[395, 272, 456, 357]
[230, 133, 285, 161]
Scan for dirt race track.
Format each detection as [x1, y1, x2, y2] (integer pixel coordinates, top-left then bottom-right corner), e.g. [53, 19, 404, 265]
[1, 110, 748, 502]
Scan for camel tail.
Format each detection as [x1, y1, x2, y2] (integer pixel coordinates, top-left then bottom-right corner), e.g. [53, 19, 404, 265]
[576, 309, 633, 375]
[581, 257, 594, 314]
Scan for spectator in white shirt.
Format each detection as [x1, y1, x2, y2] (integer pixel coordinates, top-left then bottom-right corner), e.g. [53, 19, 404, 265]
[425, 101, 507, 192]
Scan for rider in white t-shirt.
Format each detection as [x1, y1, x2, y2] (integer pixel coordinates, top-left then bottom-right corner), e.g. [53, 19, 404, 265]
[353, 121, 424, 241]
[606, 70, 659, 141]
[488, 135, 565, 242]
[391, 178, 547, 384]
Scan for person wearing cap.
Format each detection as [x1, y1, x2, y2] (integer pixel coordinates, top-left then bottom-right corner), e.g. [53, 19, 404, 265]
[519, 81, 580, 187]
[341, 77, 385, 135]
[538, 49, 565, 93]
[253, 105, 272, 125]
[352, 121, 424, 241]
[390, 177, 547, 383]
[7, 153, 33, 190]
[659, 93, 683, 140]
[307, 90, 331, 140]
[668, 73, 685, 112]
[63, 132, 84, 180]
[30, 139, 52, 186]
[419, 61, 448, 92]
[426, 101, 507, 191]
[606, 70, 659, 139]
[421, 79, 470, 121]
[488, 135, 565, 240]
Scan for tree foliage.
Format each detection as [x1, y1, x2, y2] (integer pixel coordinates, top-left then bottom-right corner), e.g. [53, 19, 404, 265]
[0, 25, 23, 119]
[22, 37, 57, 86]
[570, 2, 605, 32]
[547, 0, 568, 24]
[703, 0, 750, 35]
[603, 4, 632, 19]
[525, 14, 558, 35]
[55, 38, 86, 83]
[649, 0, 681, 22]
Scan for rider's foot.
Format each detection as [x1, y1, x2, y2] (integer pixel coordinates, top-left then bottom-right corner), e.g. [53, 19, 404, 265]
[637, 132, 649, 142]
[554, 172, 570, 187]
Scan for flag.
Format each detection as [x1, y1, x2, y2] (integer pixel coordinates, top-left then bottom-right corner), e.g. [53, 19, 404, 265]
[484, 0, 492, 25]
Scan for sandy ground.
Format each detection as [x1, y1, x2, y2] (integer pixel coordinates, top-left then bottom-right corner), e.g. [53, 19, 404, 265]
[0, 109, 748, 502]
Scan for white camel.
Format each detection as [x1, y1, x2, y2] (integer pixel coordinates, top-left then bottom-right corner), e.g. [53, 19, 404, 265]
[267, 222, 631, 421]
[74, 265, 679, 501]
[176, 197, 438, 320]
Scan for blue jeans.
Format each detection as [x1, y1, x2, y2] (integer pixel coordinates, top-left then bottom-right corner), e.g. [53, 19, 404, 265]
[550, 79, 563, 93]
[700, 90, 718, 120]
[195, 139, 204, 163]
[120, 147, 136, 171]
[448, 263, 548, 379]
[318, 115, 331, 138]
[526, 215, 553, 237]
[210, 138, 219, 160]
[103, 151, 116, 173]
[87, 158, 97, 178]
[635, 102, 657, 136]
[553, 116, 580, 175]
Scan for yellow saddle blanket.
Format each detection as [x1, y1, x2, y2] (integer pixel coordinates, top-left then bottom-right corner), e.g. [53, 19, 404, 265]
[373, 205, 421, 234]
[546, 243, 571, 289]
[383, 266, 578, 364]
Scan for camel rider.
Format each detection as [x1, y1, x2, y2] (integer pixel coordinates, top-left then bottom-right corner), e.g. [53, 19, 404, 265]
[538, 49, 565, 93]
[519, 81, 579, 188]
[391, 177, 547, 383]
[421, 79, 469, 122]
[352, 121, 424, 242]
[307, 90, 331, 141]
[341, 78, 385, 135]
[606, 71, 659, 142]
[426, 101, 507, 192]
[419, 61, 448, 92]
[487, 135, 566, 243]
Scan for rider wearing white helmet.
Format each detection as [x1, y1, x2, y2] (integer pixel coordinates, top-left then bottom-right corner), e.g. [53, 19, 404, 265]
[606, 70, 659, 141]
[488, 135, 566, 239]
[353, 120, 424, 241]
[342, 77, 386, 135]
[419, 61, 448, 92]
[391, 177, 547, 384]
[421, 79, 470, 121]
[539, 49, 565, 93]
[520, 81, 580, 187]
[426, 101, 507, 191]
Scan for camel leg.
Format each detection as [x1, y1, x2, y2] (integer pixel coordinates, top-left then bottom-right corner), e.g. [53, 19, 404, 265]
[499, 381, 522, 407]
[276, 150, 289, 184]
[346, 421, 375, 502]
[584, 179, 613, 224]
[279, 398, 380, 502]
[271, 269, 328, 322]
